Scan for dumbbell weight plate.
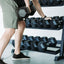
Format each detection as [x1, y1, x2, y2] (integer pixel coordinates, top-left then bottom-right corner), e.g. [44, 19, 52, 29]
[25, 18, 31, 27]
[22, 35, 28, 40]
[28, 36, 34, 41]
[37, 18, 44, 28]
[41, 37, 48, 43]
[20, 40, 25, 50]
[50, 20, 59, 29]
[43, 20, 50, 28]
[30, 19, 38, 28]
[31, 41, 38, 51]
[48, 37, 57, 47]
[12, 40, 15, 47]
[23, 40, 31, 50]
[38, 41, 47, 52]
[47, 0, 54, 6]
[34, 36, 41, 42]
[52, 16, 59, 21]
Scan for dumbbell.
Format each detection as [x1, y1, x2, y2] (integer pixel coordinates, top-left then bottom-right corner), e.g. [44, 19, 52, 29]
[39, 0, 48, 6]
[11, 49, 15, 53]
[37, 18, 44, 28]
[60, 1, 64, 5]
[48, 37, 57, 47]
[34, 36, 41, 42]
[31, 41, 39, 51]
[18, 2, 36, 20]
[47, 0, 54, 6]
[28, 36, 34, 41]
[25, 18, 31, 27]
[43, 20, 50, 28]
[52, 16, 59, 21]
[12, 40, 15, 47]
[22, 35, 28, 40]
[17, 7, 30, 20]
[35, 17, 41, 22]
[23, 40, 32, 50]
[41, 37, 48, 43]
[59, 16, 64, 26]
[30, 1, 36, 15]
[60, 16, 64, 21]
[20, 40, 25, 50]
[38, 41, 47, 52]
[53, 0, 62, 5]
[30, 18, 38, 28]
[50, 20, 59, 29]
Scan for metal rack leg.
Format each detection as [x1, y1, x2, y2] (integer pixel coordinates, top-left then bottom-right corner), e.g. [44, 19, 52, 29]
[55, 22, 64, 61]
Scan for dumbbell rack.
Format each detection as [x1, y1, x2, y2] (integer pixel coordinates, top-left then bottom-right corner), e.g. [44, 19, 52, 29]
[24, 19, 64, 61]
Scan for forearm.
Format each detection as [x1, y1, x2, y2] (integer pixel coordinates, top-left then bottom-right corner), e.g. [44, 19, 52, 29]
[24, 0, 31, 12]
[24, 0, 30, 7]
[32, 0, 45, 18]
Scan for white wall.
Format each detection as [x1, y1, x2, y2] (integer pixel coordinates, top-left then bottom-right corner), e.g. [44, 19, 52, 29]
[0, 6, 64, 40]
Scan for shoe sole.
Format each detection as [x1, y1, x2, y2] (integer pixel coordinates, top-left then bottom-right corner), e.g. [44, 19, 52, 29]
[12, 57, 30, 60]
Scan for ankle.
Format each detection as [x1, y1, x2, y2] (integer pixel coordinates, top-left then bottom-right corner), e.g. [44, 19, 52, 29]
[14, 51, 20, 55]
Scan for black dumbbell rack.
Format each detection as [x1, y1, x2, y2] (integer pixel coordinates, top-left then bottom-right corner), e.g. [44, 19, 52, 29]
[25, 22, 64, 61]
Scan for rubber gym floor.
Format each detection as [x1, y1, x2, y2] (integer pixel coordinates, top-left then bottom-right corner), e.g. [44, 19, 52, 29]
[2, 43, 64, 64]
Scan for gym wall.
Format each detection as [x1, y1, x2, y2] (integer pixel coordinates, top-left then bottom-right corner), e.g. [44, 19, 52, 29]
[0, 6, 64, 40]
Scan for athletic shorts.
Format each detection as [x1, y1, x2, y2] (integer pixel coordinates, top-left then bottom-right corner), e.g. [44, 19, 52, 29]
[0, 0, 18, 29]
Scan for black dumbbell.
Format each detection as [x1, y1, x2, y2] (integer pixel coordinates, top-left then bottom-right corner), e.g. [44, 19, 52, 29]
[30, 19, 38, 28]
[37, 18, 44, 28]
[36, 18, 41, 20]
[43, 20, 50, 28]
[34, 36, 41, 42]
[47, 0, 54, 6]
[53, 0, 62, 5]
[52, 16, 59, 21]
[25, 18, 31, 27]
[41, 37, 48, 43]
[11, 49, 15, 53]
[12, 40, 15, 47]
[31, 41, 39, 51]
[22, 35, 28, 40]
[38, 41, 47, 52]
[18, 7, 30, 19]
[23, 40, 32, 50]
[60, 1, 64, 5]
[20, 40, 25, 50]
[50, 20, 59, 29]
[60, 16, 64, 21]
[48, 37, 57, 47]
[39, 0, 48, 6]
[59, 16, 64, 27]
[28, 36, 34, 41]
[30, 1, 36, 15]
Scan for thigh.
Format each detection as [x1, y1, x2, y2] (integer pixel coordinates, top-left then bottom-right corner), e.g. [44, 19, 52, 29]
[1, 0, 18, 29]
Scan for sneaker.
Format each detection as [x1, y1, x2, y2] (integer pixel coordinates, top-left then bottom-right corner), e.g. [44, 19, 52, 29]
[12, 52, 30, 60]
[0, 59, 7, 64]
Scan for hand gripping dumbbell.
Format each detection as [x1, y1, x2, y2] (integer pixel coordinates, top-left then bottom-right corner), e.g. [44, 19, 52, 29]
[17, 2, 36, 20]
[17, 6, 30, 20]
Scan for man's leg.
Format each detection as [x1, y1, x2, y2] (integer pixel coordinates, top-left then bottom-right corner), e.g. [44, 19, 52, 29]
[0, 28, 15, 58]
[14, 21, 26, 55]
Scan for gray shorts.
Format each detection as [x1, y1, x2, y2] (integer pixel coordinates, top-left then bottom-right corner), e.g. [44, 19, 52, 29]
[0, 0, 18, 29]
